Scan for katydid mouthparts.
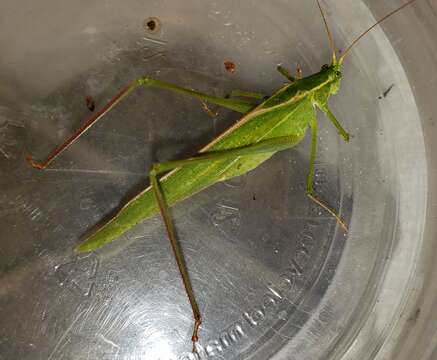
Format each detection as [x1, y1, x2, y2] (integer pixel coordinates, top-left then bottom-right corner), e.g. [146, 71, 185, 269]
[26, 0, 419, 352]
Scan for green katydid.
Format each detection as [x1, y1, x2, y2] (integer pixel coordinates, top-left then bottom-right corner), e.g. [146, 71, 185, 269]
[26, 0, 419, 352]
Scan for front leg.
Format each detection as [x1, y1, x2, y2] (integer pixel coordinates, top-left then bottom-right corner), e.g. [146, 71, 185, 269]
[315, 101, 350, 142]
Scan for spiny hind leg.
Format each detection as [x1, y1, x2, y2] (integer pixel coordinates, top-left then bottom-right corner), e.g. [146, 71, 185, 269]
[149, 171, 201, 353]
[27, 77, 256, 169]
[226, 89, 267, 100]
[149, 134, 302, 351]
[306, 117, 348, 231]
[138, 76, 255, 114]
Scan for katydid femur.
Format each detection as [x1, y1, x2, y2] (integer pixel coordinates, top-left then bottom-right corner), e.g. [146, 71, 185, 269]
[26, 0, 419, 352]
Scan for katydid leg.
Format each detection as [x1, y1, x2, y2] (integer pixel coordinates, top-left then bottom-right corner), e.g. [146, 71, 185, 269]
[137, 77, 255, 114]
[150, 135, 302, 175]
[149, 173, 201, 353]
[27, 77, 255, 170]
[203, 89, 266, 118]
[325, 107, 350, 141]
[277, 65, 296, 82]
[202, 89, 266, 117]
[148, 134, 302, 349]
[226, 89, 267, 100]
[26, 82, 138, 169]
[276, 64, 303, 81]
[316, 103, 350, 142]
[306, 117, 348, 231]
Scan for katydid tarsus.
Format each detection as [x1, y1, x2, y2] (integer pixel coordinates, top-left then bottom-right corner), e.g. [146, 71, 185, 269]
[26, 0, 419, 352]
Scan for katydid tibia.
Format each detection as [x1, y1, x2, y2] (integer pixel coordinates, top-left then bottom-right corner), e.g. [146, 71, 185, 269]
[26, 0, 419, 352]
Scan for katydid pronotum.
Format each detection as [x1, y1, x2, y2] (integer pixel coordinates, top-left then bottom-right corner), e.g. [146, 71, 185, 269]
[26, 0, 419, 352]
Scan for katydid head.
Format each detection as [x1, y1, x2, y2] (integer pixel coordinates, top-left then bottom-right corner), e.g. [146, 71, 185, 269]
[315, 0, 343, 95]
[319, 63, 343, 95]
[330, 64, 343, 94]
[329, 64, 343, 94]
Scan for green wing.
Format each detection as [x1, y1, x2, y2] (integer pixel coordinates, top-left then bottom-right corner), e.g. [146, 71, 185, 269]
[76, 90, 314, 252]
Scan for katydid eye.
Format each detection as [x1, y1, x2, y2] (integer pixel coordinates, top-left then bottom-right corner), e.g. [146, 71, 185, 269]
[321, 64, 329, 70]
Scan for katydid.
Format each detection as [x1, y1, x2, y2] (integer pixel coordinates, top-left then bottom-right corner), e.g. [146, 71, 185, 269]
[26, 0, 419, 352]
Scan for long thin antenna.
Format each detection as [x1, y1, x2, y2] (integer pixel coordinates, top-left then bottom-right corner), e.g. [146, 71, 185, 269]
[339, 0, 419, 64]
[316, 0, 337, 64]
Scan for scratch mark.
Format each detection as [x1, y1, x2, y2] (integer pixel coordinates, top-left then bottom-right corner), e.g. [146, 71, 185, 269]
[0, 147, 11, 159]
[79, 301, 99, 332]
[271, 326, 293, 340]
[143, 51, 165, 62]
[143, 36, 167, 46]
[267, 287, 283, 300]
[48, 307, 87, 360]
[29, 207, 42, 221]
[98, 333, 120, 349]
[218, 202, 239, 211]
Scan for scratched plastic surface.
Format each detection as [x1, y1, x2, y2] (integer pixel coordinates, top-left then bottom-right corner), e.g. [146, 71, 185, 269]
[1, 0, 435, 359]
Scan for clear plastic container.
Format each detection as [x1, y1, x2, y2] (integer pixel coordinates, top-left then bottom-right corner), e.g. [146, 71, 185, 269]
[1, 0, 436, 359]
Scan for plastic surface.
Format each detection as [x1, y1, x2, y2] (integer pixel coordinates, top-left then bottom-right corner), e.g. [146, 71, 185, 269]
[0, 0, 436, 359]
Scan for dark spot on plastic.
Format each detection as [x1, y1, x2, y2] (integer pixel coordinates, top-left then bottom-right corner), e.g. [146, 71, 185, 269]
[85, 96, 95, 112]
[147, 20, 156, 31]
[224, 60, 236, 74]
[383, 84, 394, 97]
[144, 17, 161, 34]
[379, 84, 394, 100]
[407, 308, 421, 323]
